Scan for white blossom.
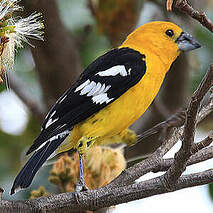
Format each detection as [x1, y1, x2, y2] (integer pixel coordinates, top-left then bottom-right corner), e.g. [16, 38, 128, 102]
[0, 0, 44, 83]
[0, 0, 22, 20]
[12, 12, 44, 47]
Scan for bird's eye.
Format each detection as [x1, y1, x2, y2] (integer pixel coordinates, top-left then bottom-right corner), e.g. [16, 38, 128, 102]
[165, 29, 174, 37]
[78, 141, 83, 147]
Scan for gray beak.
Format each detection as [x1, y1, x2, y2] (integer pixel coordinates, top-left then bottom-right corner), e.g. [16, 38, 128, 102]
[176, 32, 201, 51]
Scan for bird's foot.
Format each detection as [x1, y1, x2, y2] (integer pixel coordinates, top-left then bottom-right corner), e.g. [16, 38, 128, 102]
[121, 128, 137, 146]
[76, 179, 89, 192]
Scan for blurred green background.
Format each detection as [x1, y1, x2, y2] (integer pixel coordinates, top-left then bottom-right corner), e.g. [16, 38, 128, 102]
[0, 0, 212, 211]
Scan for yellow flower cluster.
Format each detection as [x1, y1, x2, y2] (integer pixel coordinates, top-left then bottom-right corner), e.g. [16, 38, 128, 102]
[49, 146, 126, 192]
[30, 186, 50, 199]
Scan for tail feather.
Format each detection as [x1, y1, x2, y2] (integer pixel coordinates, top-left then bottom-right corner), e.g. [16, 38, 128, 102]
[26, 128, 72, 155]
[26, 133, 47, 155]
[11, 136, 67, 195]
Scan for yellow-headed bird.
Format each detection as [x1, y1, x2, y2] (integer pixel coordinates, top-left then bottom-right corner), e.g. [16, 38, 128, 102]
[11, 21, 201, 194]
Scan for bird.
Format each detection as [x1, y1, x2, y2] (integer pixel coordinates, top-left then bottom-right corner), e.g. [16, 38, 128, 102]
[11, 21, 201, 195]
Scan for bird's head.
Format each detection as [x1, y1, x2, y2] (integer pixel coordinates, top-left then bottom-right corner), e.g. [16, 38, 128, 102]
[121, 21, 201, 68]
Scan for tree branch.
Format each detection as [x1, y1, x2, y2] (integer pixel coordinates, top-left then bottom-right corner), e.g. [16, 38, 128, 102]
[1, 168, 213, 212]
[127, 92, 213, 167]
[137, 109, 186, 141]
[163, 64, 213, 189]
[175, 0, 213, 32]
[153, 138, 213, 173]
[191, 133, 213, 154]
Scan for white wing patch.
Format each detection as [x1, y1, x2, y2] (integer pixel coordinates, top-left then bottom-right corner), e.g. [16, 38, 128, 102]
[87, 82, 102, 96]
[75, 79, 90, 92]
[92, 94, 113, 104]
[80, 81, 96, 96]
[35, 130, 70, 152]
[43, 110, 57, 130]
[74, 65, 129, 104]
[49, 130, 70, 142]
[96, 65, 131, 77]
[58, 94, 67, 104]
[45, 117, 58, 128]
[75, 80, 113, 104]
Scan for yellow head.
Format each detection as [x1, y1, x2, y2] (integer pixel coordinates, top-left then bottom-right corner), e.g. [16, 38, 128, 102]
[121, 21, 200, 67]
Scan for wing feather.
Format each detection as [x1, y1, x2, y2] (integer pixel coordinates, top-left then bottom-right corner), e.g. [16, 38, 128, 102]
[27, 47, 146, 154]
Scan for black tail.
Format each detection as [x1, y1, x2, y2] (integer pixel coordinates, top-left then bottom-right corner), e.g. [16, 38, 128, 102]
[11, 136, 67, 195]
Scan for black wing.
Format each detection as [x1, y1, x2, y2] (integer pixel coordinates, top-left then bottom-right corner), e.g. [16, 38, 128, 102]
[27, 47, 147, 154]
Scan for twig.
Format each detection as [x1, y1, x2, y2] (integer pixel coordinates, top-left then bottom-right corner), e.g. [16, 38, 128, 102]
[127, 134, 213, 175]
[175, 0, 213, 33]
[191, 132, 213, 155]
[138, 109, 185, 141]
[197, 88, 213, 122]
[153, 141, 213, 173]
[166, 0, 173, 11]
[163, 64, 213, 189]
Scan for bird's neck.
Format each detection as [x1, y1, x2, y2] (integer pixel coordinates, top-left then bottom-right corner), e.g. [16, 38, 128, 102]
[121, 41, 180, 72]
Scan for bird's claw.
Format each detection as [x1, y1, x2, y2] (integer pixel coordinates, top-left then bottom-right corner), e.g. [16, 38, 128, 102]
[76, 180, 89, 192]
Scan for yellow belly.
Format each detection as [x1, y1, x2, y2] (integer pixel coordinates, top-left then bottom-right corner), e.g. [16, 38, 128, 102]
[58, 52, 167, 153]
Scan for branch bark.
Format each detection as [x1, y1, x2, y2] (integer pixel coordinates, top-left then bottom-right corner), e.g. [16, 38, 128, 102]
[163, 64, 213, 189]
[175, 0, 213, 33]
[1, 169, 213, 212]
